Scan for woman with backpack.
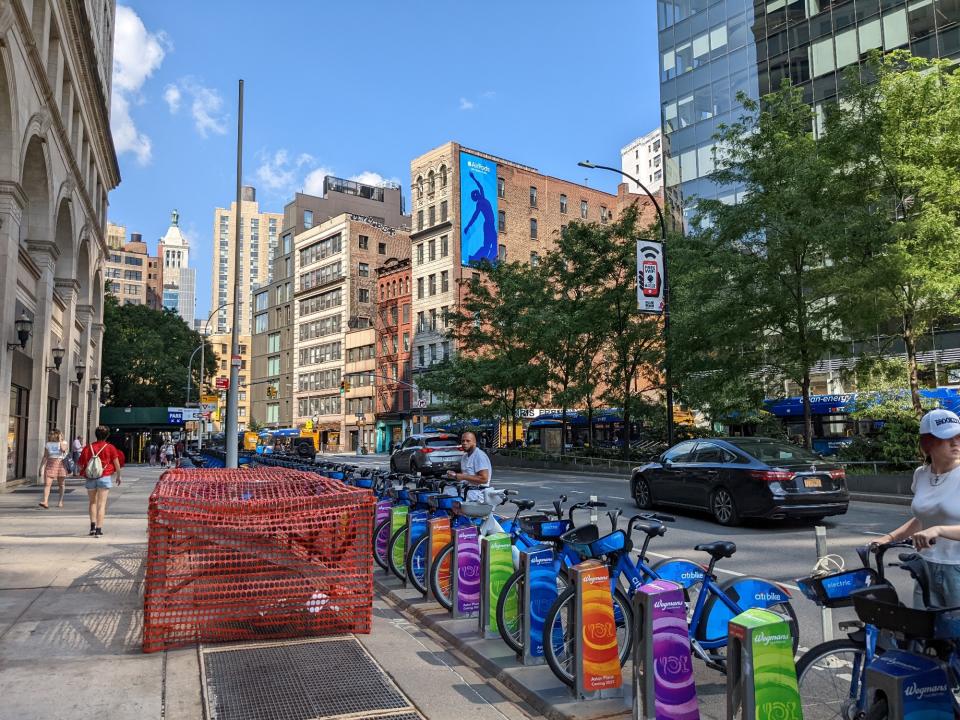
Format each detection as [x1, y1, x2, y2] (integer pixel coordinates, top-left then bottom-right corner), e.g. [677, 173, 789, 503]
[78, 425, 124, 537]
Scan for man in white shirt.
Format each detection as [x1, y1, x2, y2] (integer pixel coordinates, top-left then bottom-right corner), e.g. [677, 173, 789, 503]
[446, 431, 493, 503]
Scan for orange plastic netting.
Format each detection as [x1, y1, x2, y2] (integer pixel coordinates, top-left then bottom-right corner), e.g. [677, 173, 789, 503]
[143, 467, 374, 653]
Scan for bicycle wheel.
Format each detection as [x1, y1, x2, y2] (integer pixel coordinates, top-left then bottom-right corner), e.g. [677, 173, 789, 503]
[429, 542, 454, 610]
[373, 518, 392, 571]
[405, 534, 429, 595]
[542, 585, 633, 688]
[496, 570, 569, 655]
[795, 638, 870, 720]
[863, 697, 887, 720]
[387, 526, 408, 582]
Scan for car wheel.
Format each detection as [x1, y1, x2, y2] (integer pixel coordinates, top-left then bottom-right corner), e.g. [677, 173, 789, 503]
[711, 487, 740, 526]
[633, 475, 654, 509]
[389, 456, 397, 472]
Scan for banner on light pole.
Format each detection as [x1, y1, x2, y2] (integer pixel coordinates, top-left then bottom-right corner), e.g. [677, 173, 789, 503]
[637, 240, 665, 314]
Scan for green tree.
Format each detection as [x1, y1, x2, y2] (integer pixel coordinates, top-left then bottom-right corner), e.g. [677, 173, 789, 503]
[679, 83, 849, 448]
[829, 52, 960, 414]
[247, 417, 264, 433]
[101, 295, 217, 407]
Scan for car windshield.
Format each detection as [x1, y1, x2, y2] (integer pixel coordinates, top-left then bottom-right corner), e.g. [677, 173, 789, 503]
[426, 437, 460, 448]
[729, 439, 823, 463]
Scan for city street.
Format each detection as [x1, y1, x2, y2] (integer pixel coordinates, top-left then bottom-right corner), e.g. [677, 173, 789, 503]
[325, 452, 916, 654]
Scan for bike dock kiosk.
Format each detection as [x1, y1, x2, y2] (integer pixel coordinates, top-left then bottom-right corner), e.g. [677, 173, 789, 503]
[425, 516, 451, 603]
[518, 544, 557, 665]
[726, 608, 801, 720]
[632, 579, 698, 720]
[405, 509, 428, 588]
[375, 499, 392, 562]
[573, 559, 623, 701]
[452, 525, 480, 619]
[388, 505, 408, 574]
[865, 649, 953, 719]
[479, 532, 513, 638]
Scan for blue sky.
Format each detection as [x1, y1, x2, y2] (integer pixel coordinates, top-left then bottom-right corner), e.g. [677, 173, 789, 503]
[108, 1, 661, 319]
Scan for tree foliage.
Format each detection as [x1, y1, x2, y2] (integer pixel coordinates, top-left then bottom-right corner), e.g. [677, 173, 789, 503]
[101, 294, 217, 407]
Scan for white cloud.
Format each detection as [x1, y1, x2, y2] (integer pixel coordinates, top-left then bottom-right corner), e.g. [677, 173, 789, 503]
[255, 149, 297, 192]
[349, 171, 399, 187]
[304, 167, 334, 196]
[163, 84, 181, 113]
[110, 5, 168, 165]
[458, 97, 475, 111]
[164, 78, 228, 137]
[254, 149, 331, 198]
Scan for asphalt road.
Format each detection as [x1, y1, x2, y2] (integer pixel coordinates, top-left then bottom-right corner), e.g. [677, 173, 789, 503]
[324, 452, 916, 654]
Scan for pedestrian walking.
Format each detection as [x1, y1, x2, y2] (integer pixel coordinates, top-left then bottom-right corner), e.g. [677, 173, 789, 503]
[78, 425, 124, 538]
[147, 442, 156, 466]
[39, 429, 69, 508]
[872, 408, 960, 607]
[71, 435, 82, 476]
[163, 441, 175, 468]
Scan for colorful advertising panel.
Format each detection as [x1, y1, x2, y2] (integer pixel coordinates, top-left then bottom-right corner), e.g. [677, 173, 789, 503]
[482, 533, 513, 635]
[460, 151, 498, 266]
[575, 560, 622, 693]
[637, 240, 665, 314]
[454, 526, 481, 616]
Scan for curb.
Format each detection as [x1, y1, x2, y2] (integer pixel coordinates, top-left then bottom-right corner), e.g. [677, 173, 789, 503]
[374, 577, 633, 720]
[849, 492, 912, 506]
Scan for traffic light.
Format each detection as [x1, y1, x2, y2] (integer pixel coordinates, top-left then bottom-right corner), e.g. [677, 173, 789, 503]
[340, 379, 351, 394]
[266, 384, 277, 399]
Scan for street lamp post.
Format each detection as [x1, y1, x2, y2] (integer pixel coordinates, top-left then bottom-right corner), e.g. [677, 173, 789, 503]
[198, 301, 233, 451]
[577, 160, 675, 447]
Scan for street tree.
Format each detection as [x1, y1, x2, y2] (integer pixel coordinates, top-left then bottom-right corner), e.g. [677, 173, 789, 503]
[683, 83, 849, 447]
[101, 294, 217, 407]
[829, 52, 960, 414]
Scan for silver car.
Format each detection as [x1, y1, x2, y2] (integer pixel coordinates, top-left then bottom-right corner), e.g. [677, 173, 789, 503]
[389, 433, 464, 476]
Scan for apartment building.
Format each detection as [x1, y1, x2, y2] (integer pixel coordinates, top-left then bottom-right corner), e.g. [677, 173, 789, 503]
[103, 225, 161, 309]
[621, 128, 663, 194]
[408, 142, 618, 374]
[211, 186, 282, 336]
[249, 176, 409, 430]
[374, 258, 413, 452]
[344, 328, 376, 452]
[208, 333, 250, 432]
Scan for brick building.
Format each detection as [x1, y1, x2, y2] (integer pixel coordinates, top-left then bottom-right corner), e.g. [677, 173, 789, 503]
[373, 257, 412, 452]
[343, 328, 376, 452]
[103, 224, 161, 309]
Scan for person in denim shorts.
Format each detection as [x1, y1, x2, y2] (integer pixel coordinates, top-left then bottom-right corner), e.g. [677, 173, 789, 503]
[78, 425, 124, 538]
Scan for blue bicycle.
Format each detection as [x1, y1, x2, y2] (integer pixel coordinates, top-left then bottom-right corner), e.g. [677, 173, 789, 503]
[542, 514, 798, 686]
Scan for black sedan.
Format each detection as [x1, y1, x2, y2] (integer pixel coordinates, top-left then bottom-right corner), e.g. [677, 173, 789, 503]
[630, 437, 849, 525]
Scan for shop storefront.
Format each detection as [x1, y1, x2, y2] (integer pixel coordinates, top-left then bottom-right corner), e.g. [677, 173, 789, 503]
[7, 386, 29, 480]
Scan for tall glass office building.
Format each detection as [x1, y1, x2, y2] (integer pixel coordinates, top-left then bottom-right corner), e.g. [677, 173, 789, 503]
[657, 0, 960, 227]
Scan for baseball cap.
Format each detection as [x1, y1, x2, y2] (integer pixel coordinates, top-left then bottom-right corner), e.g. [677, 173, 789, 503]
[919, 409, 960, 440]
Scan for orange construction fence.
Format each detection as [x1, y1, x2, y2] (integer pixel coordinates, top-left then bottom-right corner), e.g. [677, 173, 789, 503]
[143, 467, 374, 653]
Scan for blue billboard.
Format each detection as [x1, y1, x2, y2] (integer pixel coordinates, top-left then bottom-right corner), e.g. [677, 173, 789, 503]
[459, 151, 498, 266]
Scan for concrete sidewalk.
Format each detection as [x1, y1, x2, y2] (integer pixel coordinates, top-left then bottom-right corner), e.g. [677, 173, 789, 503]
[0, 466, 534, 720]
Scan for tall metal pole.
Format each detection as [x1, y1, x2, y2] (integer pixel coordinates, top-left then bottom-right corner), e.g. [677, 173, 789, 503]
[198, 301, 232, 451]
[578, 161, 675, 447]
[225, 79, 244, 468]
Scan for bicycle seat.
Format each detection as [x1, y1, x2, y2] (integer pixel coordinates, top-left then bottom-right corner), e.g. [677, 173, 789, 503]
[633, 521, 667, 538]
[694, 540, 737, 559]
[514, 499, 536, 511]
[458, 502, 493, 519]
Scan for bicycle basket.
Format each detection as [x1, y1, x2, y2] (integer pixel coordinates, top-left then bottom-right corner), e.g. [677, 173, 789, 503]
[850, 587, 959, 639]
[561, 525, 626, 558]
[797, 567, 881, 608]
[520, 515, 569, 540]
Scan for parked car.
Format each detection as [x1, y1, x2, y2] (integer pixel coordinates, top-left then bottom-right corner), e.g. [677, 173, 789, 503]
[390, 433, 464, 476]
[630, 437, 849, 526]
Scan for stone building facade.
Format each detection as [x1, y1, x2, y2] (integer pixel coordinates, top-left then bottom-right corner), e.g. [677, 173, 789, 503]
[373, 257, 412, 452]
[0, 0, 120, 485]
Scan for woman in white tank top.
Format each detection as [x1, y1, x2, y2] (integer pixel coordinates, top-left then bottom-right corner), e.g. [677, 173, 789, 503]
[40, 429, 69, 508]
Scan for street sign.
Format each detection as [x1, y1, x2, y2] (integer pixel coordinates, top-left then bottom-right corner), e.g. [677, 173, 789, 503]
[200, 394, 218, 412]
[215, 377, 229, 390]
[415, 399, 428, 408]
[200, 411, 212, 420]
[167, 409, 183, 424]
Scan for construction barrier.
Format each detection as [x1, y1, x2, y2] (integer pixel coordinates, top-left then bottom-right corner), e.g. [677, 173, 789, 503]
[143, 467, 374, 653]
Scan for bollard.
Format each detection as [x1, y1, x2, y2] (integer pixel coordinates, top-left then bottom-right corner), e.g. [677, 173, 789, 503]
[632, 580, 698, 720]
[814, 525, 834, 642]
[590, 495, 599, 525]
[388, 505, 409, 576]
[479, 532, 513, 638]
[573, 559, 623, 700]
[405, 509, 428, 588]
[726, 608, 801, 720]
[425, 517, 451, 602]
[452, 525, 480, 618]
[864, 649, 953, 719]
[518, 544, 557, 664]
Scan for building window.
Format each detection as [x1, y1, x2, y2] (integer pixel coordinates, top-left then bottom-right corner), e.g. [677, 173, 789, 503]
[529, 186, 538, 207]
[429, 344, 437, 364]
[416, 176, 423, 198]
[428, 170, 436, 194]
[359, 234, 369, 249]
[498, 211, 506, 232]
[417, 210, 423, 231]
[440, 200, 448, 222]
[498, 244, 507, 261]
[268, 332, 280, 352]
[441, 306, 449, 327]
[378, 241, 386, 254]
[267, 355, 280, 375]
[440, 235, 448, 258]
[441, 270, 449, 293]
[428, 238, 436, 261]
[255, 313, 268, 333]
[471, 272, 480, 284]
[304, 210, 314, 229]
[417, 346, 425, 367]
[429, 308, 437, 330]
[497, 177, 505, 198]
[441, 341, 450, 361]
[417, 311, 425, 332]
[267, 403, 279, 423]
[428, 205, 436, 226]
[559, 194, 568, 214]
[580, 200, 588, 219]
[600, 206, 608, 223]
[403, 333, 410, 351]
[358, 262, 370, 277]
[530, 251, 539, 266]
[417, 278, 424, 299]
[403, 304, 410, 323]
[358, 288, 370, 303]
[530, 218, 538, 239]
[440, 165, 447, 187]
[416, 243, 424, 265]
[429, 274, 437, 296]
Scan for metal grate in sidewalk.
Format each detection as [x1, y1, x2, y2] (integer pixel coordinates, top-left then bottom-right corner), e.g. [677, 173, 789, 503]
[201, 636, 424, 720]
